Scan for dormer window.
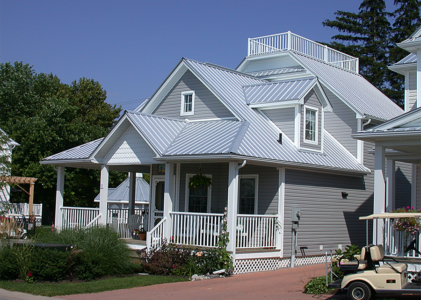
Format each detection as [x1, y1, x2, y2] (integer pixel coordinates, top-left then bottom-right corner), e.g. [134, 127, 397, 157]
[304, 106, 318, 144]
[181, 91, 195, 116]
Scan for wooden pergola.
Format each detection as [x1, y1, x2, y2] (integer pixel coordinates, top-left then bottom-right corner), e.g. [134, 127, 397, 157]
[1, 176, 38, 216]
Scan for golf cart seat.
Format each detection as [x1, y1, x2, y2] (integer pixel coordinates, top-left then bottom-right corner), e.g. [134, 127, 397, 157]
[370, 245, 407, 274]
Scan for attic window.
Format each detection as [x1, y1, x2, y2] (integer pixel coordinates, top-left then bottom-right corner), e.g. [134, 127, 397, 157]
[181, 91, 195, 116]
[304, 106, 318, 144]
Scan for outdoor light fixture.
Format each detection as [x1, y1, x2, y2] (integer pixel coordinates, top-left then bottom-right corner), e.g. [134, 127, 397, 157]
[342, 192, 349, 199]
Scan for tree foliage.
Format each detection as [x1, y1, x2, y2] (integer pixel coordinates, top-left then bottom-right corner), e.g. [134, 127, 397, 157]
[323, 0, 421, 107]
[0, 62, 124, 223]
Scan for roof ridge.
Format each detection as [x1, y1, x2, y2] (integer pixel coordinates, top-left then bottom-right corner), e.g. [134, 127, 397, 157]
[290, 50, 362, 76]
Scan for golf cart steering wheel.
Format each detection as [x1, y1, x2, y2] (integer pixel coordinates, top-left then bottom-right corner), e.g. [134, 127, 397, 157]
[404, 238, 421, 256]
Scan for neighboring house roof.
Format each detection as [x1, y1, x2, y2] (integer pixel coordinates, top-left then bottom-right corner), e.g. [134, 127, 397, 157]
[94, 176, 150, 204]
[394, 53, 417, 65]
[243, 77, 317, 105]
[0, 128, 19, 148]
[291, 52, 403, 121]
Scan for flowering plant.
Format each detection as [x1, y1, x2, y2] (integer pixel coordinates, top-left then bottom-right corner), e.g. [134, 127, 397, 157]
[391, 207, 421, 236]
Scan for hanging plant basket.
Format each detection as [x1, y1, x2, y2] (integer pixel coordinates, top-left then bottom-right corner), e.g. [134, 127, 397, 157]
[189, 174, 212, 189]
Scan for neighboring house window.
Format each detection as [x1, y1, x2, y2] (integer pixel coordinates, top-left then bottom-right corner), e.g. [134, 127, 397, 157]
[181, 91, 195, 116]
[238, 175, 258, 215]
[304, 106, 318, 144]
[185, 174, 211, 213]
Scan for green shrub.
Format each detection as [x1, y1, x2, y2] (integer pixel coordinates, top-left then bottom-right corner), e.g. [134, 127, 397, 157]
[304, 276, 335, 294]
[31, 248, 74, 282]
[0, 242, 19, 280]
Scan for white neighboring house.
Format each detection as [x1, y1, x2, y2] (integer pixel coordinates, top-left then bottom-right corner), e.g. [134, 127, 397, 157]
[94, 173, 150, 210]
[0, 128, 19, 203]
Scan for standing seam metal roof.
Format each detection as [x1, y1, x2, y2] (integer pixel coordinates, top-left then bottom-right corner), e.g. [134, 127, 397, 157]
[43, 138, 103, 160]
[243, 77, 317, 104]
[394, 53, 417, 65]
[291, 52, 403, 121]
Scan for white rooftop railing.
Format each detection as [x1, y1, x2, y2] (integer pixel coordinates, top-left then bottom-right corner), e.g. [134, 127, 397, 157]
[248, 31, 359, 73]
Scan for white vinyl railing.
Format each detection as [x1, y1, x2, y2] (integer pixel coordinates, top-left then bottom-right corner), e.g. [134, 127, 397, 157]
[1, 203, 43, 226]
[236, 214, 278, 249]
[248, 32, 359, 73]
[61, 207, 100, 229]
[147, 217, 166, 249]
[384, 218, 421, 259]
[107, 208, 148, 238]
[170, 212, 224, 247]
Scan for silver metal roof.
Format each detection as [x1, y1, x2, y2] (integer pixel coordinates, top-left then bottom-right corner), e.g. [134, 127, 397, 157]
[184, 59, 369, 173]
[291, 52, 403, 121]
[247, 67, 304, 77]
[394, 53, 417, 65]
[43, 138, 103, 161]
[127, 112, 186, 155]
[164, 120, 246, 155]
[243, 77, 317, 104]
[94, 176, 149, 203]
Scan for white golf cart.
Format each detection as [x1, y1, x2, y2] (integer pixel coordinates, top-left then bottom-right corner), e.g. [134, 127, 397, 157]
[329, 212, 421, 300]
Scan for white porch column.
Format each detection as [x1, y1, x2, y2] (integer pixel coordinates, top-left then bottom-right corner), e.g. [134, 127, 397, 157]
[411, 164, 417, 209]
[227, 162, 239, 254]
[99, 165, 109, 226]
[129, 172, 136, 215]
[163, 162, 175, 240]
[373, 144, 386, 244]
[277, 168, 285, 253]
[417, 49, 421, 108]
[386, 159, 395, 212]
[54, 166, 65, 230]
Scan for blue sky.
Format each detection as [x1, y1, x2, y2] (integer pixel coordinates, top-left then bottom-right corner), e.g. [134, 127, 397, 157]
[0, 0, 397, 112]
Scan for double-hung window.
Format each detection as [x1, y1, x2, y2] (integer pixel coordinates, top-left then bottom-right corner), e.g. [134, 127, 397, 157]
[238, 175, 258, 215]
[181, 91, 195, 116]
[304, 106, 318, 144]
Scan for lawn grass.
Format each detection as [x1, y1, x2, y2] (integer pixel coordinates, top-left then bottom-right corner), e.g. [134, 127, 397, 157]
[0, 275, 188, 297]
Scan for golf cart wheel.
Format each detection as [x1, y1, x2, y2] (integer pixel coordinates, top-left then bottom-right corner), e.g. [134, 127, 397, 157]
[347, 282, 372, 300]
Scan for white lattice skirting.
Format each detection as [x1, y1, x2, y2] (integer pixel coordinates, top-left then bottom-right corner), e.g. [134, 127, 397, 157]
[234, 255, 328, 274]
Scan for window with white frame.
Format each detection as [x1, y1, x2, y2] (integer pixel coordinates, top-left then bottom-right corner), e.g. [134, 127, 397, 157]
[239, 175, 258, 215]
[185, 174, 211, 213]
[304, 106, 318, 144]
[180, 91, 195, 116]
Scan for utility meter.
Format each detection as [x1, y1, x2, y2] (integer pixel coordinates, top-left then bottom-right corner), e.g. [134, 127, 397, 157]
[292, 207, 301, 222]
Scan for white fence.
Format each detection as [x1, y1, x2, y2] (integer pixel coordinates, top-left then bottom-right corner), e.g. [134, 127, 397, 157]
[248, 32, 359, 73]
[171, 212, 224, 247]
[384, 218, 421, 259]
[1, 203, 43, 226]
[236, 214, 278, 249]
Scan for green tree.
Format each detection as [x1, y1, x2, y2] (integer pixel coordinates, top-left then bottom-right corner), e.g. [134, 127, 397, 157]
[323, 0, 392, 95]
[386, 0, 421, 103]
[0, 62, 124, 223]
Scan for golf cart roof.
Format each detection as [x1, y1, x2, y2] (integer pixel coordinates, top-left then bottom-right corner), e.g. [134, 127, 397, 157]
[359, 213, 421, 220]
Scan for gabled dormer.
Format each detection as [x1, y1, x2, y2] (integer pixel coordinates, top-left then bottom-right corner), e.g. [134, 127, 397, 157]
[243, 77, 331, 152]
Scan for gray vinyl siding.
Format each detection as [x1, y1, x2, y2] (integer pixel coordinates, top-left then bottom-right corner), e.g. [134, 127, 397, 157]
[282, 140, 374, 257]
[300, 90, 321, 151]
[408, 71, 417, 111]
[261, 108, 295, 141]
[153, 70, 234, 120]
[395, 161, 412, 209]
[178, 163, 278, 214]
[323, 85, 358, 157]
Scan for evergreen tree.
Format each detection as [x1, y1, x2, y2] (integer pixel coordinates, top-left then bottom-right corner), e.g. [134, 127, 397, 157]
[323, 0, 392, 95]
[386, 0, 421, 105]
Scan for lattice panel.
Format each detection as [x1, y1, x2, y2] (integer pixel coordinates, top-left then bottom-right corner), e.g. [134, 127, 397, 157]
[234, 255, 328, 274]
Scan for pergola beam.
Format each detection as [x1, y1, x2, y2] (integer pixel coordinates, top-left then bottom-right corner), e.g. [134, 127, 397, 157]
[0, 176, 38, 216]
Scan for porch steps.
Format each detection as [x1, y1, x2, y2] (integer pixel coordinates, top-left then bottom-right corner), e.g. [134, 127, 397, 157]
[121, 238, 146, 259]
